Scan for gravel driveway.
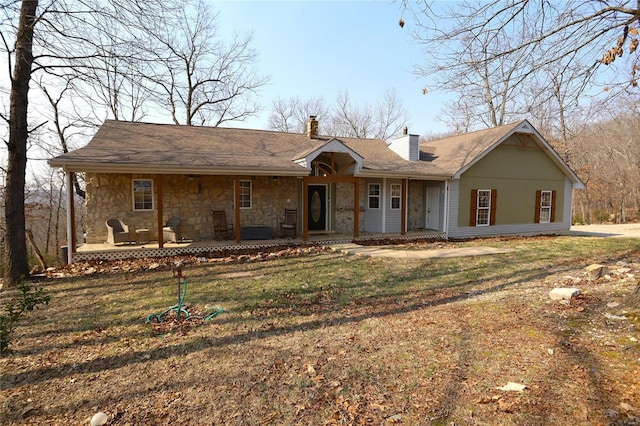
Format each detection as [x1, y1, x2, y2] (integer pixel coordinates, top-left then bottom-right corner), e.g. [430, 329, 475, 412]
[570, 223, 640, 238]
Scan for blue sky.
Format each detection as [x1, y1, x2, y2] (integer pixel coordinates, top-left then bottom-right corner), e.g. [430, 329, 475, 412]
[214, 0, 450, 135]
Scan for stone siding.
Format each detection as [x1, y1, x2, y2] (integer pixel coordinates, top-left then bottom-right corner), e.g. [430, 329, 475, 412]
[334, 181, 365, 233]
[85, 173, 299, 243]
[408, 181, 425, 230]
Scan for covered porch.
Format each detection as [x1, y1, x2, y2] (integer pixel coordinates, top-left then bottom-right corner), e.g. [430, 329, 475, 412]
[70, 230, 446, 263]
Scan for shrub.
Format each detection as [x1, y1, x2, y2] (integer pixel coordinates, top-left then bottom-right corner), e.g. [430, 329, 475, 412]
[0, 281, 50, 355]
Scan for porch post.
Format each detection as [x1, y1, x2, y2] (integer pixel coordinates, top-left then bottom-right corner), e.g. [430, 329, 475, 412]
[234, 177, 241, 243]
[401, 178, 407, 235]
[302, 177, 309, 241]
[65, 171, 75, 263]
[157, 175, 164, 248]
[353, 178, 359, 238]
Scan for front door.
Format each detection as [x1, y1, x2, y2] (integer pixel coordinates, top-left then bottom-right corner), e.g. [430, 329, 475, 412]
[308, 185, 327, 231]
[426, 187, 440, 230]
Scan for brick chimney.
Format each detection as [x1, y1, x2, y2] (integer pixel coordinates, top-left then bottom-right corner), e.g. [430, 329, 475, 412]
[307, 116, 319, 139]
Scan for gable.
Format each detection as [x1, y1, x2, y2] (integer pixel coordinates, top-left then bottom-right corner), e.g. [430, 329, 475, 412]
[462, 134, 565, 181]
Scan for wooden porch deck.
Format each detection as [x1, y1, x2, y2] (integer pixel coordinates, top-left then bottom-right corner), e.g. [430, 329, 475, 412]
[71, 230, 446, 263]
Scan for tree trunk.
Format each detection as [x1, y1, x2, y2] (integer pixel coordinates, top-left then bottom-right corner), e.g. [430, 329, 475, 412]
[625, 282, 640, 308]
[5, 0, 38, 285]
[26, 229, 47, 271]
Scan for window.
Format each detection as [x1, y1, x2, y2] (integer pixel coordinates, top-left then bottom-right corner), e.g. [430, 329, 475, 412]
[470, 189, 496, 226]
[390, 183, 401, 209]
[539, 191, 552, 223]
[535, 190, 556, 223]
[239, 180, 252, 209]
[133, 179, 153, 211]
[368, 183, 380, 209]
[476, 189, 491, 226]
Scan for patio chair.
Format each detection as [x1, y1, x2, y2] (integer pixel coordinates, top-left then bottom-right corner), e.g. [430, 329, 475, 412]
[212, 210, 234, 239]
[163, 217, 181, 242]
[280, 209, 297, 238]
[106, 218, 131, 245]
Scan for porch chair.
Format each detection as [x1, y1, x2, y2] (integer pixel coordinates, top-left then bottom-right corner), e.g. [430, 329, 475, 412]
[212, 210, 234, 239]
[106, 218, 131, 245]
[280, 209, 297, 238]
[163, 217, 181, 242]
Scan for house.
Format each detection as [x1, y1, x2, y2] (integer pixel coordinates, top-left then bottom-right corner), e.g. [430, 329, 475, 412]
[48, 117, 584, 262]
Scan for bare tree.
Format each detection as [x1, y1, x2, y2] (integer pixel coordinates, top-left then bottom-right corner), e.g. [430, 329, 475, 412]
[2, 0, 38, 284]
[409, 1, 640, 93]
[142, 0, 268, 126]
[422, 28, 532, 129]
[1, 0, 268, 283]
[402, 0, 640, 134]
[330, 89, 409, 140]
[270, 89, 409, 140]
[268, 96, 330, 133]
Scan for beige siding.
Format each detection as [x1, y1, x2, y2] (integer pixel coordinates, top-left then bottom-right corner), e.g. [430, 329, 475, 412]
[458, 136, 566, 227]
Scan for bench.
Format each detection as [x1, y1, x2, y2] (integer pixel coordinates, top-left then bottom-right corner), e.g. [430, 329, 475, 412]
[240, 226, 273, 240]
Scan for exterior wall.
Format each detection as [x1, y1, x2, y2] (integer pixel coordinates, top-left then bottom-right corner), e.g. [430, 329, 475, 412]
[364, 178, 384, 232]
[362, 178, 406, 233]
[447, 135, 574, 238]
[85, 173, 299, 243]
[384, 179, 403, 233]
[457, 136, 566, 227]
[407, 181, 425, 230]
[334, 181, 364, 233]
[425, 182, 446, 231]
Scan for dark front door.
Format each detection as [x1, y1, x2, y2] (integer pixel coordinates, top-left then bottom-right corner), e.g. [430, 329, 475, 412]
[308, 185, 327, 231]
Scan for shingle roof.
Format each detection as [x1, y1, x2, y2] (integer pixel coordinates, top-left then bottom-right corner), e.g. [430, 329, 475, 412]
[49, 119, 579, 184]
[420, 121, 523, 175]
[49, 120, 450, 177]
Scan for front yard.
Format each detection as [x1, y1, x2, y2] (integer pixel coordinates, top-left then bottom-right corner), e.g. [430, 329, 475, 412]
[1, 236, 640, 425]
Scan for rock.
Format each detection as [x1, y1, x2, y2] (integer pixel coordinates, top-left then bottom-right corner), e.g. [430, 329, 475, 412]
[90, 411, 108, 426]
[385, 414, 402, 423]
[148, 263, 161, 270]
[620, 402, 637, 413]
[549, 287, 582, 301]
[607, 302, 621, 308]
[84, 267, 97, 275]
[585, 264, 608, 279]
[604, 312, 627, 320]
[496, 382, 526, 392]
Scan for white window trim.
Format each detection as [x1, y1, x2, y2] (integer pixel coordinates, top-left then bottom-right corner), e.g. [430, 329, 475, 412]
[368, 183, 381, 210]
[132, 179, 154, 211]
[476, 189, 491, 226]
[390, 183, 401, 210]
[239, 179, 252, 209]
[539, 190, 552, 223]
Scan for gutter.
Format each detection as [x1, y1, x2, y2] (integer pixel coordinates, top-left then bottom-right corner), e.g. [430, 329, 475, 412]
[47, 162, 310, 177]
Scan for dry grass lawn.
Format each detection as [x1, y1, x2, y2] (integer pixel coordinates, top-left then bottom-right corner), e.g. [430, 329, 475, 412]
[1, 235, 640, 425]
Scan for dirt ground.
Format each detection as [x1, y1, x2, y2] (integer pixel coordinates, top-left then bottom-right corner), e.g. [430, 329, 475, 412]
[1, 237, 640, 425]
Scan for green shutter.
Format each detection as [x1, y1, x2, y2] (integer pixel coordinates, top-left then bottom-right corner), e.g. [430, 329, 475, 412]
[534, 190, 541, 223]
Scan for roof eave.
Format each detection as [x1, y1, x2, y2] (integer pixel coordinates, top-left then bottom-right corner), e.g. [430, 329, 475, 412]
[48, 162, 310, 177]
[357, 170, 450, 180]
